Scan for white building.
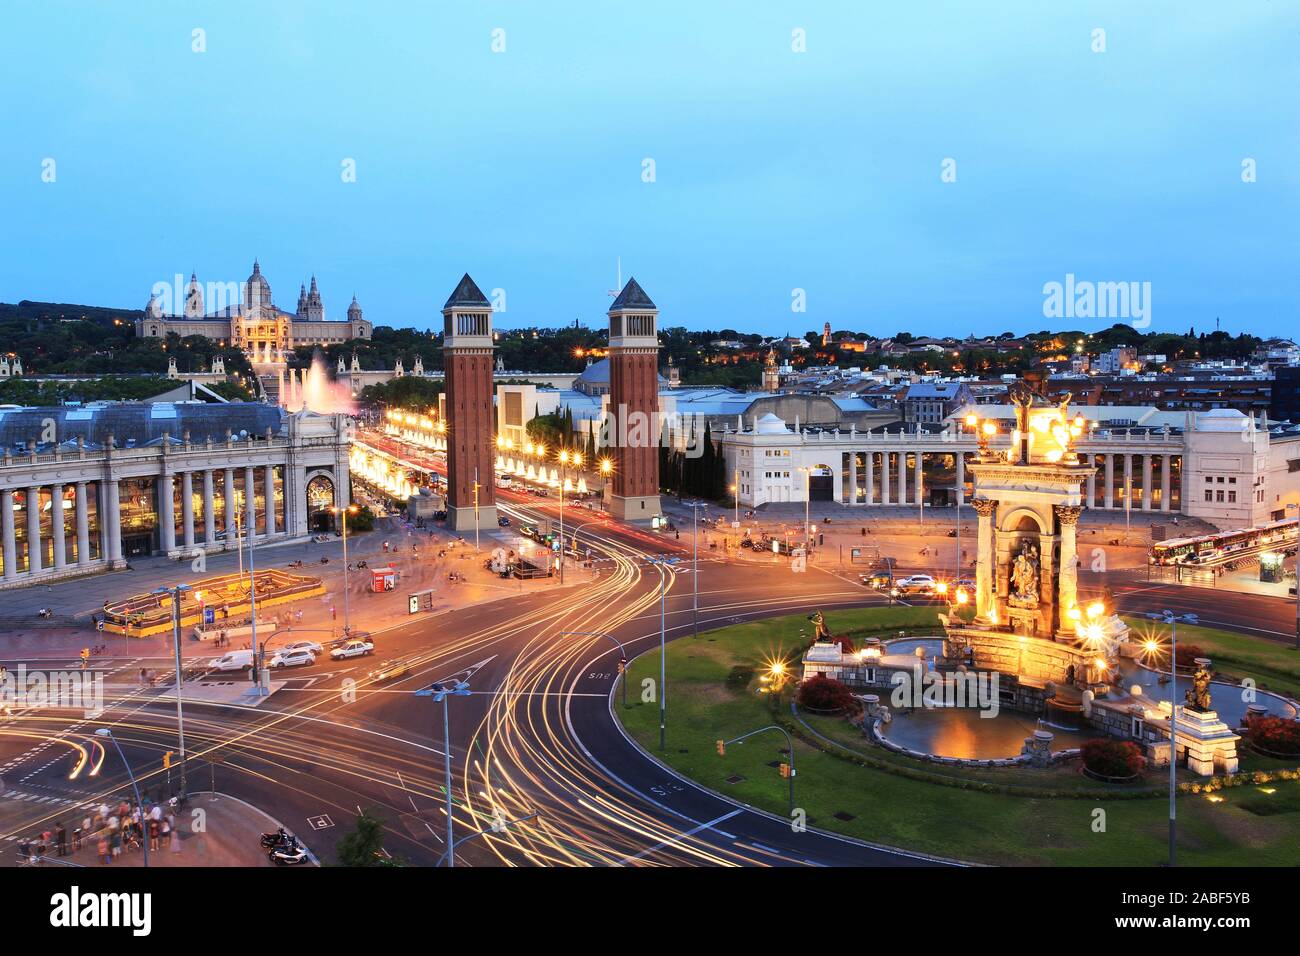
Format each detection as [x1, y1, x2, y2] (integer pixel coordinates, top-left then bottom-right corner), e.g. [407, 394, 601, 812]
[0, 403, 352, 589]
[716, 404, 1300, 526]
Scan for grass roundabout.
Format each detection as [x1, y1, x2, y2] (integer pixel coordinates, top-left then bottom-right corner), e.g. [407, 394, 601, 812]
[617, 606, 1300, 865]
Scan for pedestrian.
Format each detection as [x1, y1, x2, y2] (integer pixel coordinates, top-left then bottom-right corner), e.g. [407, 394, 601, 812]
[161, 815, 172, 849]
[55, 822, 66, 857]
[139, 667, 147, 686]
[18, 838, 30, 865]
[98, 835, 110, 864]
[110, 829, 121, 859]
[148, 818, 159, 851]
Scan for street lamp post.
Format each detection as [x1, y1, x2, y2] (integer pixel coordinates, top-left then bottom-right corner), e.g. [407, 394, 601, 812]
[646, 554, 674, 750]
[1288, 504, 1300, 651]
[154, 584, 190, 796]
[414, 679, 471, 866]
[557, 449, 585, 585]
[436, 811, 540, 867]
[94, 729, 148, 868]
[1146, 609, 1198, 867]
[330, 504, 359, 635]
[685, 501, 706, 639]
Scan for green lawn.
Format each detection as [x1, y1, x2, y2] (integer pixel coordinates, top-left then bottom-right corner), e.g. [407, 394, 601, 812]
[619, 607, 1300, 865]
[1121, 616, 1300, 700]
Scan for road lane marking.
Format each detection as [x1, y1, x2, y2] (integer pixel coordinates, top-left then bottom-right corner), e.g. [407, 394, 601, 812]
[615, 808, 743, 864]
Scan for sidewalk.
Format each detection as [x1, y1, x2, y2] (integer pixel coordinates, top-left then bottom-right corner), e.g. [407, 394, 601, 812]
[8, 793, 304, 868]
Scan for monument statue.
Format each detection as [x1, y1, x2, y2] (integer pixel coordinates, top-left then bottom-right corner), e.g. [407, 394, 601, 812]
[1009, 382, 1034, 435]
[808, 611, 832, 643]
[1009, 541, 1040, 608]
[1184, 660, 1212, 712]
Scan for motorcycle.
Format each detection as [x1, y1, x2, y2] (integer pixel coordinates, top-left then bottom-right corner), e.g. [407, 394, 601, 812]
[260, 827, 294, 849]
[268, 838, 310, 865]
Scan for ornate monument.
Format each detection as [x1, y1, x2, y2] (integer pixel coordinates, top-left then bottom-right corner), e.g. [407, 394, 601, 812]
[950, 386, 1129, 689]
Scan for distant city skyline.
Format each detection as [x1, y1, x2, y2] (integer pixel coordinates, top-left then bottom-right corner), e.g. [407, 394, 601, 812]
[1, 1, 1296, 337]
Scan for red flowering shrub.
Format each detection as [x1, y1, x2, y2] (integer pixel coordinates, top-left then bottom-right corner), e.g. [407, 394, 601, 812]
[1245, 716, 1300, 757]
[1081, 738, 1144, 778]
[797, 674, 854, 713]
[1174, 644, 1205, 669]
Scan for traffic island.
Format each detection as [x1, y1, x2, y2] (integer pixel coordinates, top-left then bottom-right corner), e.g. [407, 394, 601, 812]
[616, 606, 1300, 866]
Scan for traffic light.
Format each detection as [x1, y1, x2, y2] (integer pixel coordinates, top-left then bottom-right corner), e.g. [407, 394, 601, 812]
[715, 739, 726, 757]
[162, 751, 173, 769]
[779, 762, 791, 779]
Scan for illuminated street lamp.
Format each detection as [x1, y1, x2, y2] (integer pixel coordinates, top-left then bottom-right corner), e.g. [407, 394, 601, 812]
[414, 679, 472, 867]
[329, 504, 360, 634]
[1145, 609, 1199, 868]
[556, 449, 585, 584]
[94, 729, 148, 868]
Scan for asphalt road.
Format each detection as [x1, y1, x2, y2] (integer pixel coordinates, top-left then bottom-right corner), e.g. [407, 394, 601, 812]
[0, 493, 1293, 867]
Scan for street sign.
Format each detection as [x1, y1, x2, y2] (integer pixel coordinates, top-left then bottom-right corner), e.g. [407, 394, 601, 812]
[203, 607, 216, 625]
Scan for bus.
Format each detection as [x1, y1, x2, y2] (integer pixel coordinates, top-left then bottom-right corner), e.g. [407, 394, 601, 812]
[1149, 518, 1299, 567]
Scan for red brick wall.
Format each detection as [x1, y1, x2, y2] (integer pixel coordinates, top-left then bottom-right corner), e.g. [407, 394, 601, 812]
[609, 347, 659, 499]
[444, 347, 497, 511]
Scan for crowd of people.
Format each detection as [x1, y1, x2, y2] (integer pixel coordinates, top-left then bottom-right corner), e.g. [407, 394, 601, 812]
[16, 796, 181, 865]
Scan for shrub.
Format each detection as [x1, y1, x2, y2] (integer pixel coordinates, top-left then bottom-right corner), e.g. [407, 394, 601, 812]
[797, 674, 854, 713]
[1081, 738, 1144, 779]
[1245, 715, 1300, 758]
[1174, 643, 1204, 669]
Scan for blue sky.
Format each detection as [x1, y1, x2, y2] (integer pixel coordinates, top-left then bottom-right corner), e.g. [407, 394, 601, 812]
[1, 0, 1296, 338]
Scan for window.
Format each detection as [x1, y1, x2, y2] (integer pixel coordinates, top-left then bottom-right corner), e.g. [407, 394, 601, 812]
[1205, 490, 1213, 502]
[1228, 491, 1237, 503]
[1216, 490, 1224, 502]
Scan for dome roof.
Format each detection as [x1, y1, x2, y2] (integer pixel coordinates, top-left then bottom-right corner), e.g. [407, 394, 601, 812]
[754, 412, 789, 434]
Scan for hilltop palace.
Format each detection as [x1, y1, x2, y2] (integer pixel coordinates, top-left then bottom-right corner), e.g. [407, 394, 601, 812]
[135, 260, 372, 356]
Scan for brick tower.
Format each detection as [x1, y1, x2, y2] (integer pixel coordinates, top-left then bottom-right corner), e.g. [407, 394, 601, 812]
[442, 273, 498, 532]
[607, 277, 662, 521]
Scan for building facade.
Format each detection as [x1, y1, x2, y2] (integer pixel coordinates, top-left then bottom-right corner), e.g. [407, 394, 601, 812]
[135, 262, 372, 350]
[606, 278, 662, 521]
[718, 405, 1300, 526]
[0, 404, 351, 589]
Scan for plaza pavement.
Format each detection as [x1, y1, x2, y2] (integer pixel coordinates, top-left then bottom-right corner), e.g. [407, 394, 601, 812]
[0, 516, 595, 661]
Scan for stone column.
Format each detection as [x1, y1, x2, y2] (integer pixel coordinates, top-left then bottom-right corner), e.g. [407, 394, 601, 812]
[1141, 454, 1153, 511]
[865, 452, 875, 505]
[105, 480, 123, 563]
[898, 452, 908, 506]
[1104, 455, 1114, 509]
[1160, 454, 1171, 512]
[1055, 504, 1082, 626]
[181, 471, 195, 550]
[244, 466, 256, 541]
[265, 464, 277, 533]
[1123, 454, 1133, 512]
[1086, 464, 1096, 509]
[75, 482, 90, 566]
[50, 484, 66, 570]
[881, 452, 891, 505]
[224, 468, 238, 542]
[158, 474, 176, 554]
[913, 451, 923, 506]
[203, 470, 216, 545]
[972, 497, 997, 620]
[27, 486, 42, 574]
[955, 451, 965, 506]
[1, 491, 15, 580]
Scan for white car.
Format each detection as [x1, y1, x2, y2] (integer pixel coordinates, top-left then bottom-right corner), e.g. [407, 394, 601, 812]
[280, 640, 324, 656]
[268, 648, 316, 669]
[895, 574, 937, 593]
[208, 650, 255, 673]
[330, 640, 375, 660]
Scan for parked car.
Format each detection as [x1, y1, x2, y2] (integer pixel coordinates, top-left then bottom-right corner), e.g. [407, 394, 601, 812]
[208, 650, 255, 673]
[268, 648, 316, 669]
[330, 639, 375, 660]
